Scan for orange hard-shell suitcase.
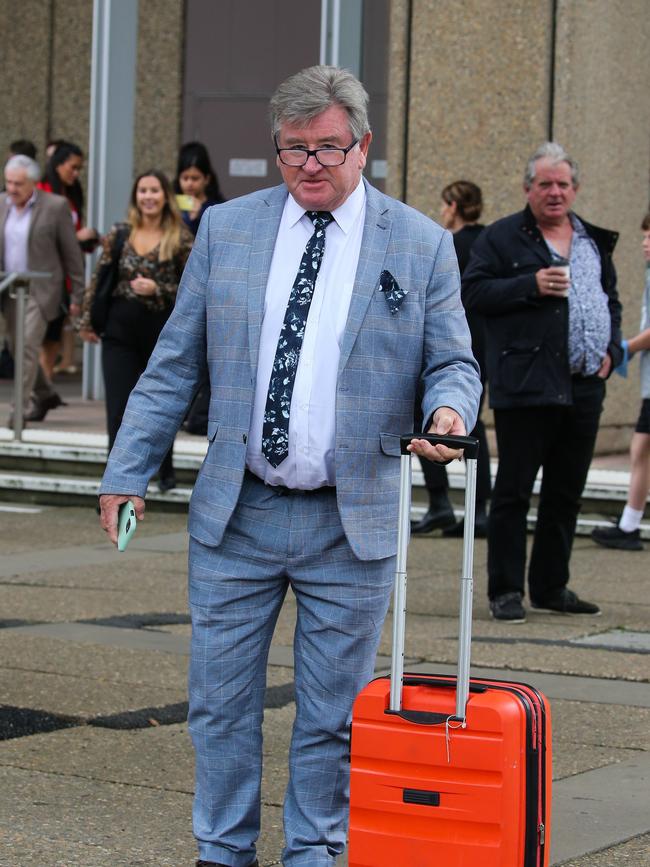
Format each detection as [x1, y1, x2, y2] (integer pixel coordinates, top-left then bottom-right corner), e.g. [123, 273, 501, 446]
[349, 434, 552, 867]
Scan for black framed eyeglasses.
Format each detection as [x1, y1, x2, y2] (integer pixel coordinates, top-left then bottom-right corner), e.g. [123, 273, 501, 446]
[274, 136, 359, 167]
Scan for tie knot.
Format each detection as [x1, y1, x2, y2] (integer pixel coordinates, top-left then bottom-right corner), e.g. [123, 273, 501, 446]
[307, 211, 333, 229]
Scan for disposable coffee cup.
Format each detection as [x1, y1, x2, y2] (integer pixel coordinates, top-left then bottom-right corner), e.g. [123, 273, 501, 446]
[552, 257, 570, 296]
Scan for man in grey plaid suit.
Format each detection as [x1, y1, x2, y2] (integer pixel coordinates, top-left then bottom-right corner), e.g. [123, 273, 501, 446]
[99, 66, 481, 867]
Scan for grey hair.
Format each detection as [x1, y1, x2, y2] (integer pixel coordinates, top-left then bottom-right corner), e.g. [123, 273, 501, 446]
[5, 154, 41, 181]
[524, 142, 579, 188]
[269, 65, 371, 141]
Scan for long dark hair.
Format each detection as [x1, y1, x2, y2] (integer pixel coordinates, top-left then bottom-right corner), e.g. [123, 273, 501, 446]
[174, 141, 225, 203]
[43, 141, 84, 219]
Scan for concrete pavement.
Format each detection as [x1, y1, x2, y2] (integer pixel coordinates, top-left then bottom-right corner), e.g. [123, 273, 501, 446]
[0, 500, 649, 866]
[1, 371, 649, 864]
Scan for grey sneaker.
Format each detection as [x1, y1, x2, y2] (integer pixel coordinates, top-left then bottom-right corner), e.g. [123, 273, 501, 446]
[490, 592, 526, 623]
[530, 588, 601, 616]
[591, 524, 643, 551]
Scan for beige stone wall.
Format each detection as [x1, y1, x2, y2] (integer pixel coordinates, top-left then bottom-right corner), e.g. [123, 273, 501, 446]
[49, 0, 93, 160]
[386, 0, 409, 200]
[133, 0, 185, 182]
[0, 0, 54, 166]
[553, 0, 650, 449]
[0, 0, 183, 191]
[400, 0, 552, 225]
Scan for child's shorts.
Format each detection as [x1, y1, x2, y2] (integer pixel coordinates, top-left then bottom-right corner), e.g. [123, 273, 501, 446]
[635, 399, 650, 434]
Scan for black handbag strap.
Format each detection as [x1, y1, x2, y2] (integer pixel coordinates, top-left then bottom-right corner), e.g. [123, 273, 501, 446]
[111, 223, 130, 263]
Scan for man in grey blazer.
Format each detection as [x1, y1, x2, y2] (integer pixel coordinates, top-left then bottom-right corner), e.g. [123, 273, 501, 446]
[100, 66, 481, 867]
[1, 154, 85, 422]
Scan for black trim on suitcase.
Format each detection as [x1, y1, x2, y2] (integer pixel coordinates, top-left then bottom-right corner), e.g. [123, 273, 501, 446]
[403, 789, 441, 807]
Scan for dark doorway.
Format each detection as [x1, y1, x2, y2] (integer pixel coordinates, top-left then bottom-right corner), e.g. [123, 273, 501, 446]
[182, 0, 389, 200]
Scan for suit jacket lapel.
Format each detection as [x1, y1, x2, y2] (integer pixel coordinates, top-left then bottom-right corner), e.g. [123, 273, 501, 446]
[247, 184, 287, 376]
[26, 190, 44, 256]
[338, 180, 391, 373]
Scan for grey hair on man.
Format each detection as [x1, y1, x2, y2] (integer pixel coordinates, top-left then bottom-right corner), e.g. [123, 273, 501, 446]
[524, 142, 579, 189]
[269, 65, 371, 141]
[5, 154, 41, 181]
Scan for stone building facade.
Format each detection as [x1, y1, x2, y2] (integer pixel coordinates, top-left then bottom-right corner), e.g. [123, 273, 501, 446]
[1, 0, 649, 449]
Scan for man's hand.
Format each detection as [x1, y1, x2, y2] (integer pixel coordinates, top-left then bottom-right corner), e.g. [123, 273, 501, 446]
[130, 276, 157, 296]
[79, 327, 100, 344]
[536, 266, 570, 297]
[99, 494, 146, 546]
[597, 352, 612, 379]
[407, 407, 467, 463]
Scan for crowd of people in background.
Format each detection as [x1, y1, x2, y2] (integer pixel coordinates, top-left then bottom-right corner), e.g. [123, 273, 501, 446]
[1, 137, 224, 482]
[2, 130, 649, 572]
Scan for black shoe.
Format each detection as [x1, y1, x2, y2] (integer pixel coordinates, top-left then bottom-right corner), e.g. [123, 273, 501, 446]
[530, 589, 601, 616]
[411, 503, 456, 534]
[24, 392, 67, 422]
[442, 508, 488, 539]
[196, 860, 258, 867]
[157, 473, 177, 493]
[591, 524, 643, 551]
[490, 592, 526, 623]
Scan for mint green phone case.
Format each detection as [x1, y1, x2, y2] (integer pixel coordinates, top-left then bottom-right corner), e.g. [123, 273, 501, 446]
[117, 500, 137, 551]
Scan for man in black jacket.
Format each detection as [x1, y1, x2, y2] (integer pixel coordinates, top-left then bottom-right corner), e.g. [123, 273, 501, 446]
[463, 142, 622, 622]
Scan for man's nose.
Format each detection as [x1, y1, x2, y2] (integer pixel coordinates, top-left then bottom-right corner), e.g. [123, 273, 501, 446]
[303, 154, 322, 172]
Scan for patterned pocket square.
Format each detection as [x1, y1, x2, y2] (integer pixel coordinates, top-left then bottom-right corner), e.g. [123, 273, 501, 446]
[379, 270, 408, 315]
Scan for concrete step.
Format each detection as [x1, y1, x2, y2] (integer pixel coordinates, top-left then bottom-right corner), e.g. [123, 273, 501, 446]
[1, 426, 647, 537]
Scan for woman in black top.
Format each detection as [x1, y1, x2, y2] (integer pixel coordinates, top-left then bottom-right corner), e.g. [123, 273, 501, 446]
[412, 180, 491, 536]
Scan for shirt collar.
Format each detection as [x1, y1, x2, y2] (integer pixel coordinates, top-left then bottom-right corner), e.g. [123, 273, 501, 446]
[286, 178, 366, 233]
[7, 190, 37, 214]
[569, 212, 588, 237]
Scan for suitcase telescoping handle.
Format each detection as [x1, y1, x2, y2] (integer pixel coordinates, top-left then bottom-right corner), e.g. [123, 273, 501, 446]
[389, 433, 479, 723]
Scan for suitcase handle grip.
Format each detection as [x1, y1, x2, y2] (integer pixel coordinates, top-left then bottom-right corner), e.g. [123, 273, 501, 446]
[386, 708, 462, 726]
[402, 677, 487, 694]
[399, 433, 479, 460]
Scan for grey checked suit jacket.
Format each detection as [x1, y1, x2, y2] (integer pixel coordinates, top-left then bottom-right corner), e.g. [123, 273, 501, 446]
[101, 180, 481, 560]
[0, 189, 85, 320]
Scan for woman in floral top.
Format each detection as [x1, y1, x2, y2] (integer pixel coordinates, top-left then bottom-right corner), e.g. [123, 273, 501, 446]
[80, 169, 193, 491]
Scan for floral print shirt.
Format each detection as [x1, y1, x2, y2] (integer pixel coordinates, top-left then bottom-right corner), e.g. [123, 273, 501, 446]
[80, 222, 193, 329]
[547, 214, 610, 376]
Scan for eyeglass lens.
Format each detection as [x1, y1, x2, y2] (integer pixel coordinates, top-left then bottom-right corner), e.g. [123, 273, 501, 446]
[280, 148, 346, 167]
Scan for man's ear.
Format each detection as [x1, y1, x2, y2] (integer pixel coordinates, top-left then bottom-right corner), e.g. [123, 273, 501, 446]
[358, 131, 372, 168]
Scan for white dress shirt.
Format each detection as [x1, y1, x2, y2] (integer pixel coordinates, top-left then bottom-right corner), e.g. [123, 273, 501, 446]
[246, 179, 366, 488]
[3, 193, 36, 273]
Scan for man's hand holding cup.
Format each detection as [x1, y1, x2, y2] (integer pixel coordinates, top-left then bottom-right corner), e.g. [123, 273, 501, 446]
[536, 263, 570, 297]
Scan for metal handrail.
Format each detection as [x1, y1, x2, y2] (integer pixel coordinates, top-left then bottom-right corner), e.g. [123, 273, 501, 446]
[0, 271, 52, 441]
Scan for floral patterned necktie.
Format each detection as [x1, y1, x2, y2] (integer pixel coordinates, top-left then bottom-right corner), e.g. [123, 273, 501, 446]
[262, 210, 334, 468]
